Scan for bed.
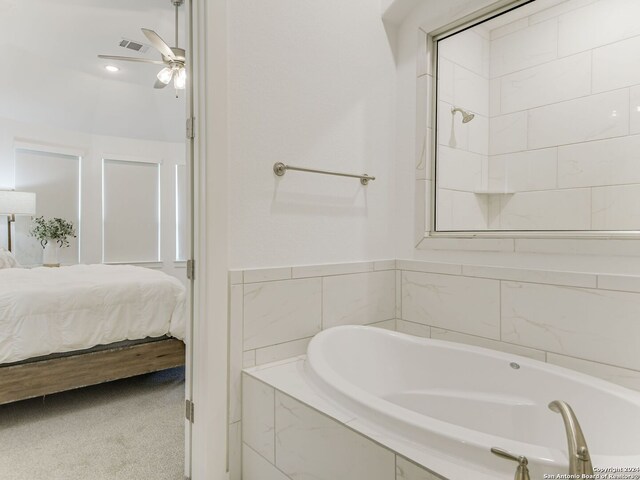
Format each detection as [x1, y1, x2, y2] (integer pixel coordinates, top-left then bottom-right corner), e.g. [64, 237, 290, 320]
[0, 263, 186, 404]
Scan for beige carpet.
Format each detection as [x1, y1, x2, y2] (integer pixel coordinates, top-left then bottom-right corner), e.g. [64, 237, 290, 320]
[0, 367, 185, 480]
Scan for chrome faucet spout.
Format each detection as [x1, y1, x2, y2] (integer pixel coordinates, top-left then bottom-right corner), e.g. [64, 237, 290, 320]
[548, 400, 594, 477]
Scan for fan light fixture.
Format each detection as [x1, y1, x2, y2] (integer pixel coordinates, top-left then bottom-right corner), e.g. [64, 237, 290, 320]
[98, 0, 186, 92]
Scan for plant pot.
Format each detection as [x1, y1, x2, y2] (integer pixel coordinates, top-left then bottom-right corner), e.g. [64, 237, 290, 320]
[42, 242, 60, 267]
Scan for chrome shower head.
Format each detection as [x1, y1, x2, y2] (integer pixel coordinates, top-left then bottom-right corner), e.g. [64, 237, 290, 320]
[451, 107, 475, 124]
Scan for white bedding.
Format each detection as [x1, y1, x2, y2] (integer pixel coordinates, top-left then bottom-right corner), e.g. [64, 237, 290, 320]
[0, 264, 186, 365]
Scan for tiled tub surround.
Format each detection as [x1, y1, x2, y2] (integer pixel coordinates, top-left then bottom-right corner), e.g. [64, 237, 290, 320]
[429, 0, 640, 231]
[242, 364, 442, 480]
[228, 259, 640, 478]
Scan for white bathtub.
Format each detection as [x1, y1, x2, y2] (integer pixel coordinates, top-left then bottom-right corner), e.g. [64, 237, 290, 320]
[305, 325, 640, 479]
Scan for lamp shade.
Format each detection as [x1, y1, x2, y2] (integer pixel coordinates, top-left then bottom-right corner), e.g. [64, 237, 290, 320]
[0, 191, 36, 215]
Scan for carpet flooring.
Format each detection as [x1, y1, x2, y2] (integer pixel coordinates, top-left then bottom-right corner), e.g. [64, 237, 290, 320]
[0, 367, 185, 480]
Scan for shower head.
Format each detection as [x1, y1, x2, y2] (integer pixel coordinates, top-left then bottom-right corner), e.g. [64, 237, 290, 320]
[451, 107, 475, 124]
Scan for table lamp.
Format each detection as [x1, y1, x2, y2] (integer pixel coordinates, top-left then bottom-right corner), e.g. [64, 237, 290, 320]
[0, 191, 36, 252]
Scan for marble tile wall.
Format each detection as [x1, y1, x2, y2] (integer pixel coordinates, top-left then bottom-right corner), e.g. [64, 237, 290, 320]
[231, 258, 640, 478]
[435, 26, 491, 230]
[395, 259, 640, 392]
[228, 260, 397, 480]
[485, 0, 640, 230]
[242, 374, 442, 480]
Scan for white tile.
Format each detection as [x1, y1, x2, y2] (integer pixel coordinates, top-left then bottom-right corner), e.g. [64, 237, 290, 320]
[489, 77, 501, 117]
[490, 19, 558, 78]
[242, 375, 275, 462]
[374, 259, 396, 271]
[396, 319, 431, 338]
[323, 271, 396, 328]
[244, 267, 292, 283]
[500, 52, 591, 114]
[243, 350, 257, 368]
[396, 456, 441, 480]
[430, 327, 546, 361]
[437, 58, 454, 105]
[529, 0, 598, 25]
[598, 274, 640, 293]
[243, 444, 290, 480]
[436, 189, 488, 231]
[515, 237, 640, 256]
[628, 86, 640, 134]
[592, 184, 640, 230]
[275, 392, 396, 480]
[437, 146, 485, 191]
[547, 353, 640, 392]
[255, 337, 312, 365]
[246, 359, 357, 425]
[489, 148, 557, 193]
[466, 114, 489, 157]
[501, 281, 640, 370]
[528, 89, 630, 150]
[558, 135, 640, 188]
[462, 264, 597, 288]
[489, 112, 527, 155]
[419, 236, 515, 252]
[489, 17, 529, 41]
[593, 36, 640, 93]
[396, 259, 462, 275]
[453, 64, 489, 117]
[244, 278, 322, 350]
[291, 262, 373, 278]
[229, 422, 242, 480]
[229, 270, 243, 285]
[368, 319, 396, 331]
[497, 189, 591, 230]
[229, 284, 244, 424]
[401, 271, 500, 339]
[557, 0, 640, 58]
[439, 28, 489, 77]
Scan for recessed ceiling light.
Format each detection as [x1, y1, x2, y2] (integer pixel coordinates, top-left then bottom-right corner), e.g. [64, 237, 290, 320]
[105, 65, 119, 73]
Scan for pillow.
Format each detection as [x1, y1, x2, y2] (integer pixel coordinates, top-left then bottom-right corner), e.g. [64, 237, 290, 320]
[0, 248, 20, 269]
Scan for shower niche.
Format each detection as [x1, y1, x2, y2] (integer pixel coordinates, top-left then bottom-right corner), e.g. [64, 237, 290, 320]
[432, 0, 640, 235]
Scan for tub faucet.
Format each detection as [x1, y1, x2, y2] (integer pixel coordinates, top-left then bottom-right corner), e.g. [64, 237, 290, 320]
[548, 400, 593, 477]
[490, 447, 530, 480]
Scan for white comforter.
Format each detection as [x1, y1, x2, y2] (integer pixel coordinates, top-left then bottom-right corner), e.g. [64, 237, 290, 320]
[0, 264, 186, 365]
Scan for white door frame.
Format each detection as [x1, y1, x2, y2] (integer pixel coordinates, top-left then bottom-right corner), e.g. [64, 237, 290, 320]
[187, 0, 230, 478]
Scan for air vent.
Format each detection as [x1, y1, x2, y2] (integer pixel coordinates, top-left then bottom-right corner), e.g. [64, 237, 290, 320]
[119, 38, 150, 54]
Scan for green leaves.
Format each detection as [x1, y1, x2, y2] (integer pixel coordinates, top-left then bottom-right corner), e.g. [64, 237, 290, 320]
[29, 217, 77, 248]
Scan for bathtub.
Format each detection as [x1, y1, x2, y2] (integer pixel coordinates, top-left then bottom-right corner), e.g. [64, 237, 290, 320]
[305, 325, 640, 479]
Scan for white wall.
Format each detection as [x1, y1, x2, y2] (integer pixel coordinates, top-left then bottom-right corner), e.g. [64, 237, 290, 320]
[226, 0, 398, 269]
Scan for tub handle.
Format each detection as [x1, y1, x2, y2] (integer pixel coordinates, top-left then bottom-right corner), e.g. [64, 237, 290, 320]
[490, 447, 530, 480]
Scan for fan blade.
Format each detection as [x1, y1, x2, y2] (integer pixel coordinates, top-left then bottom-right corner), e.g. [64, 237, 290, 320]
[141, 28, 176, 60]
[98, 55, 166, 65]
[154, 78, 169, 89]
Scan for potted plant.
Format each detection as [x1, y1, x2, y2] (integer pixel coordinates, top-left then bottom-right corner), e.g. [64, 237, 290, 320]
[30, 217, 76, 267]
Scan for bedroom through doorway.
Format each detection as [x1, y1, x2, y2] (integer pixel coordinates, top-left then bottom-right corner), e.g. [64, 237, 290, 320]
[0, 1, 193, 478]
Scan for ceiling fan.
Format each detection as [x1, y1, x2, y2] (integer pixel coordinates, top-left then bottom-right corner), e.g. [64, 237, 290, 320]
[98, 0, 186, 90]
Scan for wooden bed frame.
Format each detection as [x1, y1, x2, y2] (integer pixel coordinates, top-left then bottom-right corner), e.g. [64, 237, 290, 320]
[0, 338, 185, 405]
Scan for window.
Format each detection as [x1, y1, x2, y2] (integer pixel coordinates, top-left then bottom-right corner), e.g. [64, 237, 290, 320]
[102, 158, 160, 263]
[431, 0, 640, 235]
[14, 148, 80, 265]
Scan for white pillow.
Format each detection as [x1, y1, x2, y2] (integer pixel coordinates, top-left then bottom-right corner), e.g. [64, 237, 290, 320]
[0, 248, 20, 269]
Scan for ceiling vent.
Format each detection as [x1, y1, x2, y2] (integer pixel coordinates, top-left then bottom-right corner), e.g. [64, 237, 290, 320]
[119, 38, 150, 54]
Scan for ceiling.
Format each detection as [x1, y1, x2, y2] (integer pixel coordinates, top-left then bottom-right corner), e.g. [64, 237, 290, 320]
[0, 0, 186, 142]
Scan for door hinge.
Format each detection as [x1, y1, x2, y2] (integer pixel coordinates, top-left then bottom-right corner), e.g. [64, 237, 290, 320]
[185, 399, 195, 423]
[186, 259, 195, 280]
[186, 117, 195, 139]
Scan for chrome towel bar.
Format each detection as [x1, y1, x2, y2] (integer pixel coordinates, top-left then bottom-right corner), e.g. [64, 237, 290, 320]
[273, 162, 375, 185]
